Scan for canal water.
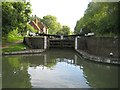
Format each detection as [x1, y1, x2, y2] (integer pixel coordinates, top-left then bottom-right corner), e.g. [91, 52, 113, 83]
[2, 49, 119, 88]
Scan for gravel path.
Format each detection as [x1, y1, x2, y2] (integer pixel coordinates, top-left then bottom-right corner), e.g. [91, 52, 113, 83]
[2, 40, 23, 49]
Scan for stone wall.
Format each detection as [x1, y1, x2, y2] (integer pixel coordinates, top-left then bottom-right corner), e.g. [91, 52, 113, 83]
[23, 37, 44, 49]
[23, 36, 120, 58]
[23, 37, 75, 49]
[77, 37, 120, 58]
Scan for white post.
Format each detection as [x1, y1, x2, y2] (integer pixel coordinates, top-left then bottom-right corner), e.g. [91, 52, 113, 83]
[44, 36, 47, 49]
[26, 31, 29, 36]
[60, 35, 63, 39]
[75, 36, 78, 50]
[46, 29, 48, 34]
[38, 30, 40, 34]
[43, 27, 46, 33]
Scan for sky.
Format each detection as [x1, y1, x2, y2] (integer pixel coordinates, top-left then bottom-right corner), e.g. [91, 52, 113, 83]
[30, 0, 92, 31]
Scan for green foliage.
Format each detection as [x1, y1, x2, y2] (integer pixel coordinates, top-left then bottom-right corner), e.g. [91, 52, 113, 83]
[41, 15, 62, 34]
[26, 24, 37, 33]
[74, 2, 119, 36]
[62, 25, 71, 35]
[2, 29, 23, 45]
[57, 25, 71, 35]
[7, 30, 23, 42]
[2, 2, 32, 37]
[41, 15, 71, 35]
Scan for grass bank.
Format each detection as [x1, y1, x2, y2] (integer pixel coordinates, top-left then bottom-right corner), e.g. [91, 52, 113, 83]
[2, 43, 27, 53]
[2, 36, 23, 46]
[2, 30, 28, 53]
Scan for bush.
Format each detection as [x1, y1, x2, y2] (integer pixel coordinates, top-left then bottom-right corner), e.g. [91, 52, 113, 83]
[27, 24, 38, 33]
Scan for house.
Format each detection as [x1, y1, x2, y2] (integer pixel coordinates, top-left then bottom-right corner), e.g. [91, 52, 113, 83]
[29, 16, 48, 34]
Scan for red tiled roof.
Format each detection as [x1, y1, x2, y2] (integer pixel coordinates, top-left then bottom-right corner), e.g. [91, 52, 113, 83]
[29, 18, 48, 33]
[29, 21, 40, 31]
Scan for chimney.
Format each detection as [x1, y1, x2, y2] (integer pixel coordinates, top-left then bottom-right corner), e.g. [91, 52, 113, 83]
[34, 15, 38, 24]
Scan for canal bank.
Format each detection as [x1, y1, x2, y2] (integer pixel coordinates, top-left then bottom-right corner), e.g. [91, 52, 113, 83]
[75, 49, 120, 65]
[2, 49, 45, 55]
[3, 36, 120, 65]
[75, 36, 120, 65]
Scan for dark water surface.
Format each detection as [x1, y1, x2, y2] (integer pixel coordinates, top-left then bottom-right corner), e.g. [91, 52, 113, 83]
[2, 49, 119, 88]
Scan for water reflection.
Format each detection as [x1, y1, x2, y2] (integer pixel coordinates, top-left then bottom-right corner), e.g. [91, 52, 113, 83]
[0, 56, 2, 89]
[2, 56, 32, 88]
[2, 49, 119, 88]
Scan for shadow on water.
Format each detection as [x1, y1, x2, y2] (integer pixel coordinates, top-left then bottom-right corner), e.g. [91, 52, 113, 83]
[2, 48, 120, 88]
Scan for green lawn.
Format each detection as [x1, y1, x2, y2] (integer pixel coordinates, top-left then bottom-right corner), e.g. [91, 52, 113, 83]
[2, 36, 23, 46]
[2, 43, 27, 53]
[2, 33, 28, 53]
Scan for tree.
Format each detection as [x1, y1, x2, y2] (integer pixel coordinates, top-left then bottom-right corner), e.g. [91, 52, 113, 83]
[56, 25, 71, 35]
[2, 2, 32, 37]
[74, 2, 119, 36]
[37, 15, 71, 35]
[61, 25, 71, 35]
[41, 15, 62, 34]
